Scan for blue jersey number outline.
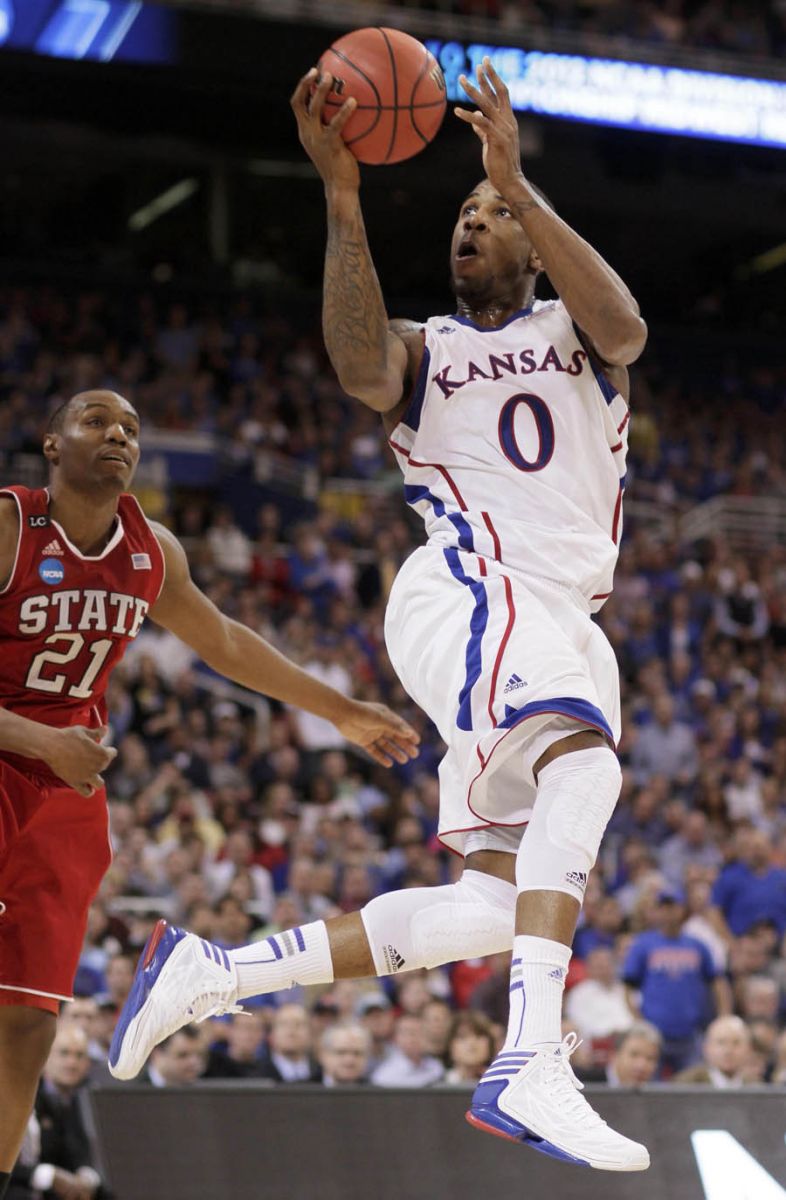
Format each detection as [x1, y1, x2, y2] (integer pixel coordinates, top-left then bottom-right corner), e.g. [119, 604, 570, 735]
[498, 391, 555, 473]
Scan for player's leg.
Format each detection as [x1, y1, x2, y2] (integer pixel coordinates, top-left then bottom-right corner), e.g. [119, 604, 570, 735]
[108, 845, 518, 1080]
[467, 729, 649, 1171]
[0, 769, 112, 1197]
[0, 1004, 56, 1189]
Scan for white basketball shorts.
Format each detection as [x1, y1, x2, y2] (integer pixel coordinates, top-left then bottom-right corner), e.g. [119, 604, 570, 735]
[384, 544, 621, 856]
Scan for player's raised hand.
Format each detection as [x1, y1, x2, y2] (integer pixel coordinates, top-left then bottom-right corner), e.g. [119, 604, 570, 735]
[45, 724, 117, 797]
[334, 700, 420, 768]
[455, 58, 523, 196]
[290, 67, 360, 190]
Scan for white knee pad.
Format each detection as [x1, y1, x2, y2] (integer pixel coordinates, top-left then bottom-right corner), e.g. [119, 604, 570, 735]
[360, 870, 516, 976]
[516, 746, 622, 903]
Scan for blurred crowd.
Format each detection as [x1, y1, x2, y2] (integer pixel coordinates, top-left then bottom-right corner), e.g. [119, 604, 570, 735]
[374, 0, 786, 60]
[3, 276, 786, 1194]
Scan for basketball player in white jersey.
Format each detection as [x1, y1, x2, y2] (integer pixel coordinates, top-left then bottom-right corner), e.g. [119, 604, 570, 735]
[110, 60, 649, 1171]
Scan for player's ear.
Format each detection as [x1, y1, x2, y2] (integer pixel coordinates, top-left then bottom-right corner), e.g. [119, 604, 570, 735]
[527, 246, 543, 274]
[43, 433, 60, 466]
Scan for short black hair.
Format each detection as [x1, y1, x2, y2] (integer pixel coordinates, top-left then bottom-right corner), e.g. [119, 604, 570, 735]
[47, 397, 78, 434]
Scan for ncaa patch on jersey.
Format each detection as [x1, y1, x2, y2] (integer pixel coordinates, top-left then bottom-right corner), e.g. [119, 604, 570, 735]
[131, 553, 152, 570]
[39, 558, 65, 586]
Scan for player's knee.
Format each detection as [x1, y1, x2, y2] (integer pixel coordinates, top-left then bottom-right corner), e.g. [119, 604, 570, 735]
[361, 873, 516, 975]
[516, 746, 621, 902]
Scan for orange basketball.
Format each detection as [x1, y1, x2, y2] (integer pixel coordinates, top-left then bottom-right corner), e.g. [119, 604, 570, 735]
[317, 27, 447, 165]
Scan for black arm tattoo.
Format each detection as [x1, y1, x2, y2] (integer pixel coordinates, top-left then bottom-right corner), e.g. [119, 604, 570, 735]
[323, 202, 389, 385]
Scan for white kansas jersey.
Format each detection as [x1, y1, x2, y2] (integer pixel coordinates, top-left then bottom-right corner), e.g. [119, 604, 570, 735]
[388, 300, 630, 610]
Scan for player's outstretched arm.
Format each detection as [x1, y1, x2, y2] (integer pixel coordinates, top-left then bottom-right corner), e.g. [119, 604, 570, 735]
[456, 58, 647, 367]
[148, 524, 420, 768]
[290, 69, 417, 411]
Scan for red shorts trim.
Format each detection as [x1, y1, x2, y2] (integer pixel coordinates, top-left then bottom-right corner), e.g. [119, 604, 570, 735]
[0, 759, 112, 1012]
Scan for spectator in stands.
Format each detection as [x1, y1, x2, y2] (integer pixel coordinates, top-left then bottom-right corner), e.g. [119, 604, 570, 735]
[723, 758, 765, 824]
[355, 992, 396, 1071]
[469, 952, 512, 1032]
[443, 1012, 496, 1085]
[318, 1021, 372, 1087]
[147, 1028, 206, 1087]
[370, 1015, 444, 1088]
[674, 1016, 753, 1087]
[204, 1010, 268, 1079]
[289, 635, 352, 753]
[714, 565, 770, 644]
[205, 506, 252, 579]
[682, 878, 728, 971]
[206, 830, 274, 916]
[739, 975, 781, 1025]
[573, 893, 624, 959]
[59, 999, 110, 1085]
[421, 998, 454, 1061]
[564, 947, 633, 1041]
[257, 1004, 321, 1083]
[631, 694, 699, 786]
[712, 828, 786, 936]
[95, 953, 135, 1017]
[10, 1026, 111, 1198]
[658, 810, 723, 887]
[622, 890, 732, 1074]
[605, 1023, 662, 1088]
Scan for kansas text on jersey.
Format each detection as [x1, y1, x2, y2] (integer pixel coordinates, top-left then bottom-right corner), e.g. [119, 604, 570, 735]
[388, 301, 630, 610]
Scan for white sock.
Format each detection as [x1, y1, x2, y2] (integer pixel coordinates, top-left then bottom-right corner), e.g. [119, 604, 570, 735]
[503, 934, 571, 1049]
[229, 922, 334, 1000]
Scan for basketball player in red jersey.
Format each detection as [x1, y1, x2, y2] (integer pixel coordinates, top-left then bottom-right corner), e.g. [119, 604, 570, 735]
[0, 389, 419, 1197]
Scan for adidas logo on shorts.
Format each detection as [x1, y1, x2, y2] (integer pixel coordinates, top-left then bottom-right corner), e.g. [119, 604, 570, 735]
[503, 673, 527, 694]
[383, 944, 406, 973]
[41, 539, 65, 556]
[565, 870, 588, 892]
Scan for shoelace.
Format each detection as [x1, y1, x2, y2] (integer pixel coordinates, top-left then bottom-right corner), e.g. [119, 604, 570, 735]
[186, 995, 245, 1023]
[539, 1033, 606, 1130]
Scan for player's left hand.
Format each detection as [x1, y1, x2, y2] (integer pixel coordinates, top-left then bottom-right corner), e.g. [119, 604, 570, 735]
[334, 700, 420, 767]
[455, 58, 524, 196]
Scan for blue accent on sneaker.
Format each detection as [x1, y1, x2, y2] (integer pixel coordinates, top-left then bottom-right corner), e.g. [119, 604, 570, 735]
[267, 936, 283, 961]
[294, 926, 305, 952]
[109, 924, 187, 1069]
[468, 1079, 591, 1167]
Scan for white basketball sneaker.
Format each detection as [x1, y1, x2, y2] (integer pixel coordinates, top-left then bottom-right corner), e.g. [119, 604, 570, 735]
[466, 1033, 650, 1171]
[108, 921, 242, 1080]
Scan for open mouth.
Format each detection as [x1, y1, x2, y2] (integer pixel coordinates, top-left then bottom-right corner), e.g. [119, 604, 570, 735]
[101, 453, 130, 465]
[456, 241, 479, 260]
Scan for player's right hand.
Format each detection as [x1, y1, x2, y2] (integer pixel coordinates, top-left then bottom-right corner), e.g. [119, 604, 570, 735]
[45, 725, 117, 797]
[290, 68, 360, 191]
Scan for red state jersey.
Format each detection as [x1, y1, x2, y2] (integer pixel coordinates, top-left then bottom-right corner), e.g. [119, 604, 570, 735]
[0, 486, 165, 780]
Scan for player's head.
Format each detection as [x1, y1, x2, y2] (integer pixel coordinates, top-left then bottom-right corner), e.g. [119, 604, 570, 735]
[43, 390, 140, 494]
[449, 178, 552, 308]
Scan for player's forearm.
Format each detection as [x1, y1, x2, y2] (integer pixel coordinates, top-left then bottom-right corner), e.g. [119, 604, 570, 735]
[0, 707, 53, 760]
[506, 177, 647, 365]
[323, 187, 392, 400]
[203, 618, 354, 723]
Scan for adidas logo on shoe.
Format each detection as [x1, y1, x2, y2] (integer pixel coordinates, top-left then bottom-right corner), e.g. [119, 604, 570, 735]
[42, 539, 65, 556]
[503, 673, 527, 694]
[383, 944, 406, 973]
